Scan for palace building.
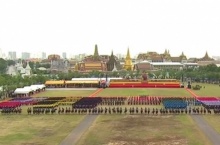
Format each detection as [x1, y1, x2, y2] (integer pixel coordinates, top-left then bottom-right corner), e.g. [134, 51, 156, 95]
[49, 54, 69, 73]
[137, 49, 187, 63]
[196, 51, 219, 66]
[75, 45, 107, 72]
[134, 49, 197, 71]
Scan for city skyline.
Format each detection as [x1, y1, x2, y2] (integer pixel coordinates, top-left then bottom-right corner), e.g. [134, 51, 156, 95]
[1, 0, 220, 58]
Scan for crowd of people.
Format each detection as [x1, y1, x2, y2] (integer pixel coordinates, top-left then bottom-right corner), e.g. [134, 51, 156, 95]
[1, 107, 22, 114]
[1, 96, 219, 115]
[19, 106, 213, 115]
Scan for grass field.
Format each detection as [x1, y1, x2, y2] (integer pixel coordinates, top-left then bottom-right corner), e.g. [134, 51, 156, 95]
[77, 115, 211, 145]
[191, 83, 220, 97]
[0, 84, 219, 145]
[33, 90, 96, 97]
[97, 88, 193, 97]
[0, 115, 84, 145]
[203, 115, 220, 134]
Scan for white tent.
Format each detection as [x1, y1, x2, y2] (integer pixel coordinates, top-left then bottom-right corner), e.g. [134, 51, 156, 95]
[14, 88, 31, 94]
[28, 85, 40, 91]
[23, 86, 34, 92]
[31, 84, 46, 89]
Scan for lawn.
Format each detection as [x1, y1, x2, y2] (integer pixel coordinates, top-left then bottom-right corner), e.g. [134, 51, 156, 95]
[33, 90, 96, 97]
[0, 115, 85, 145]
[77, 115, 211, 145]
[97, 88, 193, 97]
[203, 115, 220, 134]
[191, 83, 220, 97]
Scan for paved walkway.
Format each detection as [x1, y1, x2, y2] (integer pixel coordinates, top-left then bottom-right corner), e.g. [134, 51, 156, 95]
[88, 88, 103, 97]
[186, 88, 220, 145]
[191, 115, 220, 145]
[60, 115, 98, 145]
[60, 88, 103, 145]
[185, 88, 199, 98]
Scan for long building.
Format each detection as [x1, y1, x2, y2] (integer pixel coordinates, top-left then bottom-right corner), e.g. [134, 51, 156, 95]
[134, 61, 198, 71]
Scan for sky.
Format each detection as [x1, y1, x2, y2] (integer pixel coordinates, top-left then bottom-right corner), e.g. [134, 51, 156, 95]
[0, 0, 220, 58]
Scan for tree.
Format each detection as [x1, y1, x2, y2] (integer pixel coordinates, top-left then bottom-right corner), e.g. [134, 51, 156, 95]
[0, 58, 7, 74]
[7, 60, 15, 66]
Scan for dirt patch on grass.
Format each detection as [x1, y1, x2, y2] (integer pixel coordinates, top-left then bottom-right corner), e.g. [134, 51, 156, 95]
[107, 138, 187, 145]
[78, 115, 210, 145]
[38, 129, 54, 137]
[99, 115, 188, 145]
[20, 143, 45, 145]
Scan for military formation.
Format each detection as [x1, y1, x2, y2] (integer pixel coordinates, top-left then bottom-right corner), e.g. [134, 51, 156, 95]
[14, 106, 213, 115]
[0, 96, 219, 115]
[1, 107, 22, 114]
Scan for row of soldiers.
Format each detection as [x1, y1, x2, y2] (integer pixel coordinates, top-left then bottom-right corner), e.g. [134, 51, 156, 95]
[100, 97, 126, 106]
[1, 107, 22, 114]
[27, 107, 57, 114]
[213, 109, 220, 114]
[25, 106, 212, 115]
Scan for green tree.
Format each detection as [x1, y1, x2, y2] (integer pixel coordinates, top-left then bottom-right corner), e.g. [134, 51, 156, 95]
[7, 60, 16, 66]
[0, 58, 7, 74]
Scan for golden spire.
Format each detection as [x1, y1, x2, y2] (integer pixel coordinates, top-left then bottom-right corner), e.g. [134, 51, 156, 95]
[124, 47, 132, 71]
[126, 48, 131, 59]
[74, 63, 79, 71]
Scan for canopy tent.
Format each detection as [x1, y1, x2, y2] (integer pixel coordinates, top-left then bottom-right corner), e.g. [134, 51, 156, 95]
[45, 81, 65, 85]
[14, 88, 32, 94]
[65, 80, 99, 84]
[29, 86, 39, 91]
[31, 84, 46, 90]
[23, 86, 35, 92]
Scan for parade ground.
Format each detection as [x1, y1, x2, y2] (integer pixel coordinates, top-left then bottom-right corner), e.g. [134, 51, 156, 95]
[0, 83, 220, 145]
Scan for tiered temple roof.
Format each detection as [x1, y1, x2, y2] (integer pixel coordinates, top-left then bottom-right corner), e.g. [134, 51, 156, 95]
[107, 51, 121, 71]
[77, 45, 107, 72]
[198, 51, 214, 61]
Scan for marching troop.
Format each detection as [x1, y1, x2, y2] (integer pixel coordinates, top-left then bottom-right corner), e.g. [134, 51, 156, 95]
[1, 96, 220, 115]
[0, 106, 218, 115]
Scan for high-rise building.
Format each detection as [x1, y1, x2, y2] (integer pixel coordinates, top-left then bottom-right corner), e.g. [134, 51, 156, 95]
[78, 53, 86, 60]
[62, 52, 67, 59]
[8, 51, 17, 60]
[42, 52, 46, 59]
[21, 52, 30, 60]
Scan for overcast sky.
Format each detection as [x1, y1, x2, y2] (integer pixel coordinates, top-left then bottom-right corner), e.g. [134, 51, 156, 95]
[0, 0, 220, 58]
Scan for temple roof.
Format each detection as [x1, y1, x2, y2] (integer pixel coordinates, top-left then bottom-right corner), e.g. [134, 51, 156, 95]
[179, 52, 187, 59]
[107, 50, 116, 64]
[25, 61, 31, 70]
[112, 63, 118, 72]
[199, 51, 214, 61]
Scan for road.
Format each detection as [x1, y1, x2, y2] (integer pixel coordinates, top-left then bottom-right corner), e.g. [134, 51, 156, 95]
[60, 115, 98, 145]
[191, 115, 220, 145]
